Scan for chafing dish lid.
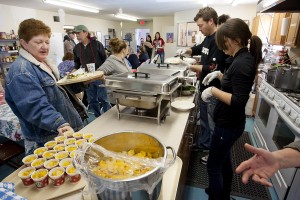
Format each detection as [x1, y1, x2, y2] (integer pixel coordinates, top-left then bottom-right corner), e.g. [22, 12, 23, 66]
[105, 72, 179, 94]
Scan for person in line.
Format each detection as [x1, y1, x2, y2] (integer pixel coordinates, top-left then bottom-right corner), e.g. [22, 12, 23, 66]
[200, 18, 262, 200]
[144, 35, 153, 59]
[153, 32, 165, 63]
[5, 18, 83, 154]
[63, 31, 76, 54]
[127, 47, 140, 71]
[58, 52, 75, 78]
[73, 25, 111, 117]
[138, 45, 150, 64]
[236, 142, 300, 187]
[217, 14, 230, 26]
[97, 38, 132, 75]
[176, 7, 228, 165]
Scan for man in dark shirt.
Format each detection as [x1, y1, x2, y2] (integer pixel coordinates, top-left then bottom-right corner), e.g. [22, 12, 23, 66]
[73, 25, 111, 117]
[176, 7, 229, 163]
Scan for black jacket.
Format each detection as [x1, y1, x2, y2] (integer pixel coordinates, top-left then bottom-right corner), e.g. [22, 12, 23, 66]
[73, 38, 107, 70]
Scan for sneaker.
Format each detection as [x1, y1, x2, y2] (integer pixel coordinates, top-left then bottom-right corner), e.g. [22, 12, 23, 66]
[201, 154, 209, 164]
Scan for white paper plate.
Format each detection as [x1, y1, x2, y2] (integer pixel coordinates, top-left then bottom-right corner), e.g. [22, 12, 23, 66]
[171, 101, 195, 111]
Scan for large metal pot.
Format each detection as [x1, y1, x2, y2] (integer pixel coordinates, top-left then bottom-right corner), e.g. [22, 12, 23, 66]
[274, 66, 300, 90]
[74, 131, 176, 199]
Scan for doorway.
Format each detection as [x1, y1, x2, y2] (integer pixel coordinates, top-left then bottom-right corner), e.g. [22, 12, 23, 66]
[135, 29, 150, 52]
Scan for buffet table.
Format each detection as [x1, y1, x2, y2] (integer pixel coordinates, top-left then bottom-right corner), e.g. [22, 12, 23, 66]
[3, 96, 194, 199]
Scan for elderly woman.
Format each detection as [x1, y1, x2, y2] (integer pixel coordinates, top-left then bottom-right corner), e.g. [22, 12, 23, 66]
[97, 38, 132, 75]
[5, 18, 83, 154]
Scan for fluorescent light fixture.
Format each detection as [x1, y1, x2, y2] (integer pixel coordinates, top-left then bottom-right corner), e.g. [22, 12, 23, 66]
[114, 13, 138, 22]
[156, 0, 195, 2]
[43, 0, 100, 13]
[263, 0, 278, 8]
[63, 25, 74, 29]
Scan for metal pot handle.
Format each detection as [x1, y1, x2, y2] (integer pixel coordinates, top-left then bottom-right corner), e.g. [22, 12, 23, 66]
[164, 146, 176, 168]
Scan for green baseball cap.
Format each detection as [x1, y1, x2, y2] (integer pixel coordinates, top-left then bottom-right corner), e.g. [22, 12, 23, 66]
[74, 25, 89, 33]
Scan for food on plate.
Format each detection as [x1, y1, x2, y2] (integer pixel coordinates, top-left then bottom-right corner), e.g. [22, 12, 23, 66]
[165, 57, 196, 65]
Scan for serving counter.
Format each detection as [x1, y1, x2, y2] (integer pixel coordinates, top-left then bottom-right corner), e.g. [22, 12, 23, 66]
[3, 95, 195, 200]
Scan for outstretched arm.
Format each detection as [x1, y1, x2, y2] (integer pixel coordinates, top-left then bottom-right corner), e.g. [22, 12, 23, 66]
[236, 143, 300, 187]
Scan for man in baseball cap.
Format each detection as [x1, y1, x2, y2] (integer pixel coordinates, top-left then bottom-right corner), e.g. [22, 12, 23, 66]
[73, 25, 89, 33]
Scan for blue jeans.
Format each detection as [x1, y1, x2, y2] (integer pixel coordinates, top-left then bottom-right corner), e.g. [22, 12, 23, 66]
[86, 80, 111, 117]
[197, 97, 217, 149]
[206, 124, 245, 200]
[155, 51, 165, 63]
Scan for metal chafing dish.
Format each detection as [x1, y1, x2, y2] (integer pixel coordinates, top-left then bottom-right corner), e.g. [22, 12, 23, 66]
[138, 63, 189, 77]
[105, 72, 181, 124]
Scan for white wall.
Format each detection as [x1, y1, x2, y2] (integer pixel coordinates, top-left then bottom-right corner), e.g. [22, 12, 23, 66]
[174, 4, 257, 53]
[152, 16, 175, 59]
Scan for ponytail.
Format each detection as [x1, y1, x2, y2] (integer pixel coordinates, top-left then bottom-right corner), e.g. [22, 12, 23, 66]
[249, 35, 262, 71]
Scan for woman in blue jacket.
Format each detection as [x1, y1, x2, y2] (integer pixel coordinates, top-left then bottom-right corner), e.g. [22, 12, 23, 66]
[5, 18, 83, 154]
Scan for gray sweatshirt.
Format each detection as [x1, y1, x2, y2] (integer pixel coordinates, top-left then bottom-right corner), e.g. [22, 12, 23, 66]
[98, 55, 131, 75]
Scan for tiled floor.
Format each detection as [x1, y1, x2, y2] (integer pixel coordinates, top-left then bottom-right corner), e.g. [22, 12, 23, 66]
[0, 117, 280, 200]
[182, 117, 280, 200]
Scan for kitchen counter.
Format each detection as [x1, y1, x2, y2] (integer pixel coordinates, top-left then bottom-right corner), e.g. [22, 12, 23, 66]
[4, 97, 194, 200]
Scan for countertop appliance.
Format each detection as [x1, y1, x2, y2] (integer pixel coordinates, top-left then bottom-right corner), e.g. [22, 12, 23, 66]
[105, 72, 180, 124]
[257, 0, 300, 13]
[254, 79, 300, 199]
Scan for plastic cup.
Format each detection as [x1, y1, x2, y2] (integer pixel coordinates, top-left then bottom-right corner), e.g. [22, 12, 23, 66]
[88, 137, 95, 143]
[31, 169, 49, 189]
[42, 150, 57, 160]
[59, 158, 73, 169]
[64, 138, 76, 146]
[18, 167, 35, 186]
[72, 132, 83, 140]
[55, 151, 69, 160]
[86, 63, 95, 73]
[54, 144, 66, 152]
[31, 158, 46, 170]
[49, 167, 65, 186]
[44, 141, 57, 150]
[82, 133, 94, 140]
[69, 150, 76, 158]
[55, 136, 66, 144]
[75, 139, 87, 148]
[22, 154, 38, 167]
[44, 159, 59, 170]
[34, 147, 48, 158]
[65, 145, 78, 153]
[66, 165, 81, 183]
[63, 130, 74, 138]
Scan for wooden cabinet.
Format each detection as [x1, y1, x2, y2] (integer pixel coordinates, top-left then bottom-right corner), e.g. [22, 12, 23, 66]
[176, 92, 199, 200]
[285, 13, 300, 46]
[269, 13, 289, 45]
[251, 16, 260, 35]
